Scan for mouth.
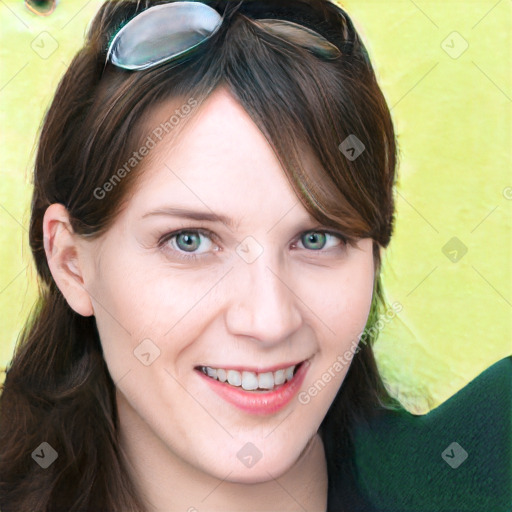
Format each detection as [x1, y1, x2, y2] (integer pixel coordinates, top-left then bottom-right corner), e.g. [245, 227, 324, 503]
[194, 359, 310, 415]
[195, 361, 302, 392]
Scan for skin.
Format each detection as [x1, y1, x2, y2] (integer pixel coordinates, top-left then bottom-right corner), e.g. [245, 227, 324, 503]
[43, 86, 376, 512]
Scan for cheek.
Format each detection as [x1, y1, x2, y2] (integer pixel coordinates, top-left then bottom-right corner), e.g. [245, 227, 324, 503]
[314, 255, 375, 344]
[86, 249, 168, 373]
[89, 249, 218, 373]
[298, 266, 374, 415]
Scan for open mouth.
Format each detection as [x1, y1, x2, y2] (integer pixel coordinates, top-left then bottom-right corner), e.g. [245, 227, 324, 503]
[195, 361, 303, 393]
[195, 359, 311, 415]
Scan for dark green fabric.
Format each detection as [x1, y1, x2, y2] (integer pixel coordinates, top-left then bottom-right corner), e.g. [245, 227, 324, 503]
[350, 356, 512, 512]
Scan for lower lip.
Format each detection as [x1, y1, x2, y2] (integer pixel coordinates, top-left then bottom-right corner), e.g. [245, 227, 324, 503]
[196, 361, 310, 415]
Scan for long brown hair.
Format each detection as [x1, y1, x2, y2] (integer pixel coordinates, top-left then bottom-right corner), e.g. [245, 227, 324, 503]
[0, 1, 403, 510]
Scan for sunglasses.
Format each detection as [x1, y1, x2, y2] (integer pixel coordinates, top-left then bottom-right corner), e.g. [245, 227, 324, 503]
[25, 0, 57, 16]
[106, 0, 342, 71]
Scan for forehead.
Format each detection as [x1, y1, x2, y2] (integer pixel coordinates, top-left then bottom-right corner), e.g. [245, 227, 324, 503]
[123, 86, 320, 225]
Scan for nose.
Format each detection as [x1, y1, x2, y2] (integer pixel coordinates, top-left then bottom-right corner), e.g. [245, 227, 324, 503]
[224, 254, 303, 346]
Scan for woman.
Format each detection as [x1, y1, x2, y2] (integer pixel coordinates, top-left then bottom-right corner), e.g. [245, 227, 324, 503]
[0, 0, 404, 510]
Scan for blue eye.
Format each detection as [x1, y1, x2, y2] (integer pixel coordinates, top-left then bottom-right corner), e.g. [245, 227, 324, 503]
[159, 229, 216, 262]
[175, 232, 202, 252]
[299, 231, 344, 251]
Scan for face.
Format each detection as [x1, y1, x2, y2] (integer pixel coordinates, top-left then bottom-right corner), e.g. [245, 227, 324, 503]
[48, 86, 375, 484]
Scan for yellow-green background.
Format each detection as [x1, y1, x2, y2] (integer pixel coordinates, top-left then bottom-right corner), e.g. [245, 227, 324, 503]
[1, 0, 510, 414]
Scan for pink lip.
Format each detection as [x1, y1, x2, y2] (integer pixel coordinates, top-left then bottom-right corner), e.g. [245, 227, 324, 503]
[196, 360, 310, 415]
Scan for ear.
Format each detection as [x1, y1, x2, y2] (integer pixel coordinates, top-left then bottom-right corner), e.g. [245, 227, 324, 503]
[43, 203, 95, 317]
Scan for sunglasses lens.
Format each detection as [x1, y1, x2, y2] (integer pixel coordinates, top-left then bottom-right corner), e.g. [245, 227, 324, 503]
[108, 2, 222, 70]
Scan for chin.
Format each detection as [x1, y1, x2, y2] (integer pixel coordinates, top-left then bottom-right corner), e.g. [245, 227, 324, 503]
[222, 462, 294, 484]
[203, 444, 304, 484]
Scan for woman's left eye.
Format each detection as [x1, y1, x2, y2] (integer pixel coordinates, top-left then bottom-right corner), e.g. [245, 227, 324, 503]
[297, 231, 346, 251]
[158, 228, 347, 262]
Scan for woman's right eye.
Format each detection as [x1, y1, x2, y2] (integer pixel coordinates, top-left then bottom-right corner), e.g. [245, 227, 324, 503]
[158, 229, 217, 262]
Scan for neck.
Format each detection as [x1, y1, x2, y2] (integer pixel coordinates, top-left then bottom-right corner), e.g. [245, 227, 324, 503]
[116, 391, 328, 512]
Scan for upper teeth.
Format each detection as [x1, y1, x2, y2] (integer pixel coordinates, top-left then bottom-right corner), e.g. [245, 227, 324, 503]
[201, 364, 297, 391]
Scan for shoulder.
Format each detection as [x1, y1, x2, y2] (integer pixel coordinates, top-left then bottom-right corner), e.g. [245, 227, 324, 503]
[329, 356, 512, 512]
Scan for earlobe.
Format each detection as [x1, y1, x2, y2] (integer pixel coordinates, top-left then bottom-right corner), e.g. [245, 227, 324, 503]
[42, 203, 95, 317]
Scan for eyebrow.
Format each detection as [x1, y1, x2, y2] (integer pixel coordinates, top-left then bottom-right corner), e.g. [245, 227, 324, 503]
[141, 206, 239, 230]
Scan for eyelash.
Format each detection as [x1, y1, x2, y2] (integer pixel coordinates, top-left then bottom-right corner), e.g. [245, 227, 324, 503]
[157, 228, 350, 263]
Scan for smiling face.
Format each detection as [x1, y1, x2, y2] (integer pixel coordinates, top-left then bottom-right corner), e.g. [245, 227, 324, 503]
[59, 85, 375, 485]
